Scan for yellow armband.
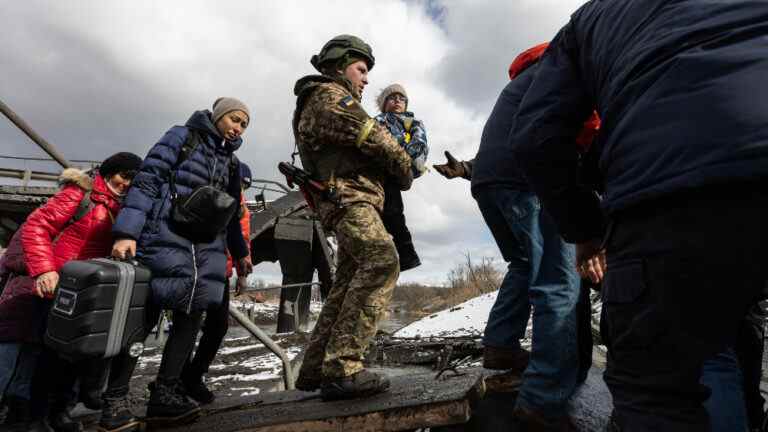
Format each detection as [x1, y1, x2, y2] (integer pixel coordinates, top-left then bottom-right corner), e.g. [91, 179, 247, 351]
[356, 118, 376, 147]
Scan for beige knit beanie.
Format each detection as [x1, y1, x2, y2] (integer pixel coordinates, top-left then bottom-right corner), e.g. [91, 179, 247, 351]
[377, 83, 408, 112]
[212, 97, 250, 124]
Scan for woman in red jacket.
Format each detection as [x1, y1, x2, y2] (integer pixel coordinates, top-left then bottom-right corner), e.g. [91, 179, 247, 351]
[0, 152, 142, 432]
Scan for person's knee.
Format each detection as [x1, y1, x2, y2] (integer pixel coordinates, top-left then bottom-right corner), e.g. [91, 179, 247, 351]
[369, 239, 399, 274]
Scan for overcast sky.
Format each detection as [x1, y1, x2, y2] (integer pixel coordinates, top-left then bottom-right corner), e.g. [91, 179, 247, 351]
[0, 0, 586, 285]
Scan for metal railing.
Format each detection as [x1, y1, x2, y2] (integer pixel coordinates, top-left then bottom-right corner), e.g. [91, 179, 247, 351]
[228, 306, 297, 390]
[0, 98, 72, 169]
[228, 281, 323, 391]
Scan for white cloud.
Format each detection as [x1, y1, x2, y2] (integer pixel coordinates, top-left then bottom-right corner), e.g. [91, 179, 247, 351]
[0, 0, 585, 285]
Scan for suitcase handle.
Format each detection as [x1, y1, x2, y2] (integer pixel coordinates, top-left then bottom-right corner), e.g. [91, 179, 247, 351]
[108, 254, 139, 267]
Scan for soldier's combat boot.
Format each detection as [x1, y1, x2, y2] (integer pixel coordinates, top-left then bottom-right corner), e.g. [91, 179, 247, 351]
[320, 370, 390, 401]
[294, 373, 322, 392]
[145, 379, 200, 426]
[98, 388, 142, 432]
[482, 345, 530, 372]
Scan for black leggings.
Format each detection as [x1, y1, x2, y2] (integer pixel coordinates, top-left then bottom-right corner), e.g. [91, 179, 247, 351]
[158, 310, 203, 382]
[105, 306, 203, 396]
[183, 286, 229, 379]
[382, 180, 418, 260]
[29, 348, 78, 418]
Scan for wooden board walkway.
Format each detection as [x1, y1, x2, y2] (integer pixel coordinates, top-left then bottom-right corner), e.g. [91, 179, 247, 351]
[161, 370, 485, 432]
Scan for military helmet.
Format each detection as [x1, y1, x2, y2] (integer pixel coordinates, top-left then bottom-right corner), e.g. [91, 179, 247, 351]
[311, 34, 375, 73]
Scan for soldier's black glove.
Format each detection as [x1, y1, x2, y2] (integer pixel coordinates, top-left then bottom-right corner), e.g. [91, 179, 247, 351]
[433, 151, 471, 180]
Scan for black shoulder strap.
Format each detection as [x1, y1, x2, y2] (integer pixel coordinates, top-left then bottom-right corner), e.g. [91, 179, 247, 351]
[228, 153, 240, 189]
[177, 129, 201, 168]
[70, 190, 94, 224]
[170, 129, 201, 199]
[230, 154, 239, 178]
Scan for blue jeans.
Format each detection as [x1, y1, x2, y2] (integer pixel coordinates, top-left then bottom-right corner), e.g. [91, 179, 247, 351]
[474, 187, 581, 418]
[0, 343, 40, 401]
[702, 348, 748, 432]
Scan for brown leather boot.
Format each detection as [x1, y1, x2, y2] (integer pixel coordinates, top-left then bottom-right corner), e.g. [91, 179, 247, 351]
[482, 345, 530, 372]
[512, 406, 576, 432]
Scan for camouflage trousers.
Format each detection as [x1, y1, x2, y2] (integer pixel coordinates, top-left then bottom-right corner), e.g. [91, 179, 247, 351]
[298, 202, 399, 379]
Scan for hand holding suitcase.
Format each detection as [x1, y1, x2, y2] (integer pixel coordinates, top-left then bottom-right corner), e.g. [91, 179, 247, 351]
[45, 258, 151, 361]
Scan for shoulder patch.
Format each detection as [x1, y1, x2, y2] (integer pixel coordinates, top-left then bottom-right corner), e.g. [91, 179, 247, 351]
[339, 95, 355, 108]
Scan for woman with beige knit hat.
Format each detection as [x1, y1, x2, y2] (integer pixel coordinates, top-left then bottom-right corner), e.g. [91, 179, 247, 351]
[375, 83, 429, 271]
[106, 97, 253, 430]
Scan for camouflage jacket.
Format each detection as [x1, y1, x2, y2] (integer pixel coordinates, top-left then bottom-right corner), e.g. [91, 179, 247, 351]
[374, 111, 428, 179]
[292, 75, 413, 213]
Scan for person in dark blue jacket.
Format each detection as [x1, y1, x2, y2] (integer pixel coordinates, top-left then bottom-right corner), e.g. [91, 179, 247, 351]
[104, 98, 252, 430]
[511, 1, 768, 430]
[435, 43, 597, 430]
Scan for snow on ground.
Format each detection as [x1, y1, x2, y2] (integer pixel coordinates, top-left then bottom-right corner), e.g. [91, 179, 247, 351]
[394, 291, 498, 338]
[208, 372, 278, 383]
[393, 290, 533, 348]
[205, 346, 302, 392]
[229, 299, 323, 320]
[137, 353, 163, 367]
[238, 346, 302, 373]
[218, 343, 264, 356]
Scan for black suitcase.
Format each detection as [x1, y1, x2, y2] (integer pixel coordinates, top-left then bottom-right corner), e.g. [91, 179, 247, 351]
[45, 258, 151, 361]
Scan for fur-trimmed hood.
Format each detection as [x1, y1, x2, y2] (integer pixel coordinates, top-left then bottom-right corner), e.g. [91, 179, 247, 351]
[58, 168, 92, 191]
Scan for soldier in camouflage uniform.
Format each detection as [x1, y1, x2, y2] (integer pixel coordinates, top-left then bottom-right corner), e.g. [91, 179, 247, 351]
[292, 35, 413, 400]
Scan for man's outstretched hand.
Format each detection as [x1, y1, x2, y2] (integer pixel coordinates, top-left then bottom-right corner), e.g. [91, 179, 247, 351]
[433, 151, 468, 180]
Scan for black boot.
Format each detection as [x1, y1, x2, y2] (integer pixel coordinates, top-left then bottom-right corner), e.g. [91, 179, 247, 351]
[0, 401, 7, 424]
[80, 360, 107, 410]
[320, 370, 390, 401]
[181, 371, 215, 405]
[48, 410, 83, 432]
[396, 242, 421, 272]
[98, 388, 141, 432]
[512, 406, 577, 432]
[146, 379, 200, 425]
[27, 419, 55, 432]
[2, 396, 31, 431]
[482, 345, 530, 372]
[80, 389, 103, 411]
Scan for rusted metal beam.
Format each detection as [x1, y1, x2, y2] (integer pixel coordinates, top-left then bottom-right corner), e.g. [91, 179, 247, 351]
[0, 98, 72, 168]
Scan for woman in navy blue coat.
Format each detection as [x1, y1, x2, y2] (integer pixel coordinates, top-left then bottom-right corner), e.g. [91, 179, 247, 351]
[104, 98, 252, 430]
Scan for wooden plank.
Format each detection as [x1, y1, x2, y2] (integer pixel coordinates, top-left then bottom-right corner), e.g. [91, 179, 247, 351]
[247, 400, 470, 432]
[163, 370, 484, 432]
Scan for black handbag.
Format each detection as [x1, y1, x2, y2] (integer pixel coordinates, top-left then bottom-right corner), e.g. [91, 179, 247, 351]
[169, 131, 238, 243]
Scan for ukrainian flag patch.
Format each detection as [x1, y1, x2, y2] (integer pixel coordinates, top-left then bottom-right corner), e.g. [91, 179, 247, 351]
[339, 96, 354, 108]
